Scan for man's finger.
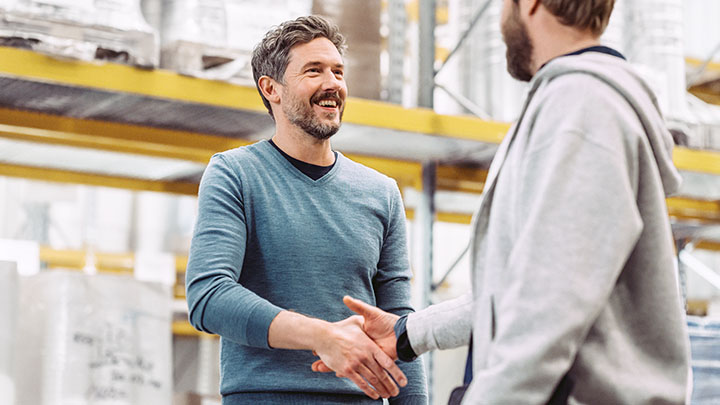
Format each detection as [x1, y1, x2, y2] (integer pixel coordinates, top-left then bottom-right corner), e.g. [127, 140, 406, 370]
[356, 361, 393, 399]
[361, 353, 399, 397]
[311, 359, 333, 373]
[346, 369, 380, 400]
[374, 350, 407, 387]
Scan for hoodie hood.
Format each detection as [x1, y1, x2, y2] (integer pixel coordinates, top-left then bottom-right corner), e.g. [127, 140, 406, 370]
[529, 52, 682, 196]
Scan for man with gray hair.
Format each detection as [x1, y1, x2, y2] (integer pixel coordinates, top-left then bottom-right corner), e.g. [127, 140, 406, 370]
[185, 15, 428, 404]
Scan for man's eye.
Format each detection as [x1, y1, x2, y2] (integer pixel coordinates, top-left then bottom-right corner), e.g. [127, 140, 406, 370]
[334, 70, 344, 76]
[307, 68, 320, 73]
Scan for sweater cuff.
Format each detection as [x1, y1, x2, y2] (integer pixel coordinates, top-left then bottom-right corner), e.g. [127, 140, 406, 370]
[245, 301, 284, 349]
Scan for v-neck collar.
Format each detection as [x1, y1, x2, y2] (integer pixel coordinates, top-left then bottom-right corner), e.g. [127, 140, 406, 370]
[260, 140, 342, 186]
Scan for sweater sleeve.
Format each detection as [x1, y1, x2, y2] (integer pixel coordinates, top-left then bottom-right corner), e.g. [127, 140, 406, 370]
[185, 154, 283, 349]
[465, 82, 644, 404]
[375, 183, 429, 404]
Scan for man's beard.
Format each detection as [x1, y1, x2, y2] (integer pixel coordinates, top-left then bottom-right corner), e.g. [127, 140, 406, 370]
[502, 3, 534, 82]
[282, 90, 343, 140]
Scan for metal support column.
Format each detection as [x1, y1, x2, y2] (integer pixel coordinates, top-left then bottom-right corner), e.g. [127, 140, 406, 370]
[417, 161, 436, 403]
[417, 1, 436, 399]
[418, 0, 436, 108]
[387, 0, 407, 104]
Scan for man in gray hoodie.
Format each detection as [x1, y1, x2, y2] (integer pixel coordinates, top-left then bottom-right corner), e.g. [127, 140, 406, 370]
[314, 0, 692, 403]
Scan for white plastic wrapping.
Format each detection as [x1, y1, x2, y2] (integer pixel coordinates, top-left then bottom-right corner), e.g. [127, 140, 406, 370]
[0, 261, 18, 405]
[14, 270, 172, 405]
[688, 316, 720, 404]
[0, 0, 158, 66]
[159, 0, 311, 80]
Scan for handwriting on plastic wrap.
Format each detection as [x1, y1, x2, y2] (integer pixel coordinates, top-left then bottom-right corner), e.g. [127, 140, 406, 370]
[72, 319, 164, 400]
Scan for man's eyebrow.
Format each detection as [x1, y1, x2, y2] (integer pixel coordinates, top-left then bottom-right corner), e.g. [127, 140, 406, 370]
[300, 61, 345, 70]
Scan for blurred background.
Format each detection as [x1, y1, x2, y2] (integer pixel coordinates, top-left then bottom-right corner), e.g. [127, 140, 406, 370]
[0, 0, 719, 404]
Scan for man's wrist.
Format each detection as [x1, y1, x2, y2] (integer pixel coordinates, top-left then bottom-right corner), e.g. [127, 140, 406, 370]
[269, 310, 330, 351]
[394, 314, 418, 362]
[309, 317, 333, 352]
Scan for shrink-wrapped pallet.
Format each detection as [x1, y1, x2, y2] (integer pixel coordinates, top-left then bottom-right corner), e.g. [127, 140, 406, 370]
[14, 270, 172, 405]
[0, 261, 18, 405]
[0, 0, 158, 66]
[688, 316, 720, 404]
[159, 0, 311, 82]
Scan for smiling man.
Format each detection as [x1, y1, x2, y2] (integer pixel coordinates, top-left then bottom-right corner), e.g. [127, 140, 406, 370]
[184, 16, 428, 405]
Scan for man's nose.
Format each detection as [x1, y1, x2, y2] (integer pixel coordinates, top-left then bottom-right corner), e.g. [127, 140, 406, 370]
[322, 70, 344, 92]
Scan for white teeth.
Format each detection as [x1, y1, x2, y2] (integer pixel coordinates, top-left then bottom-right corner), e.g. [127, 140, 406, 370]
[318, 100, 337, 107]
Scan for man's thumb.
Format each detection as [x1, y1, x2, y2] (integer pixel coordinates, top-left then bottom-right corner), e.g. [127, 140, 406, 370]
[343, 296, 375, 317]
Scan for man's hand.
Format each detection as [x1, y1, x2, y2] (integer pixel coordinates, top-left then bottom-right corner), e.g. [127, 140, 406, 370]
[313, 314, 407, 399]
[312, 296, 401, 377]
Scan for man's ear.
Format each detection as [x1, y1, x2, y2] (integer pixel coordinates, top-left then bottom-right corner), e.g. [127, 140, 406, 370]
[258, 76, 281, 104]
[526, 0, 541, 16]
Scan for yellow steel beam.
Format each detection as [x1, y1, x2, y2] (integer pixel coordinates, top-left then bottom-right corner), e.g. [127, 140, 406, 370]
[40, 247, 143, 273]
[0, 163, 199, 195]
[40, 246, 190, 297]
[176, 256, 189, 273]
[0, 108, 249, 158]
[0, 122, 216, 163]
[437, 212, 473, 225]
[689, 86, 720, 106]
[343, 99, 510, 143]
[696, 240, 720, 252]
[409, 200, 720, 226]
[686, 57, 720, 73]
[0, 110, 492, 192]
[4, 47, 720, 157]
[437, 165, 488, 193]
[687, 299, 708, 316]
[173, 320, 217, 338]
[347, 154, 423, 190]
[39, 246, 85, 269]
[667, 197, 720, 223]
[673, 148, 720, 176]
[0, 46, 266, 112]
[0, 46, 510, 143]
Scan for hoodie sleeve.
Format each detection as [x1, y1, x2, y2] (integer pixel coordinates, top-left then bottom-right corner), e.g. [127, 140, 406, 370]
[465, 74, 645, 404]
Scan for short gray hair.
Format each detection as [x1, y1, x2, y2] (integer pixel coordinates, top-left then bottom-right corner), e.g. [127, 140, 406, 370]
[251, 15, 347, 118]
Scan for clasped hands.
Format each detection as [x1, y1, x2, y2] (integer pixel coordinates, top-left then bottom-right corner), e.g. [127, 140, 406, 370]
[310, 296, 405, 400]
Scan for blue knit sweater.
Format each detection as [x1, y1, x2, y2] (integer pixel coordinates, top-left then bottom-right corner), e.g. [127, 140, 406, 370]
[186, 140, 428, 404]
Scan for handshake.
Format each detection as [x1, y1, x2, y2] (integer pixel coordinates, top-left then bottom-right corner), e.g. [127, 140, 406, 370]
[309, 296, 409, 400]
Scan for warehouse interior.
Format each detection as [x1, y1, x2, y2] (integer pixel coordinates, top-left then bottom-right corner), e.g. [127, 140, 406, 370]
[0, 0, 719, 404]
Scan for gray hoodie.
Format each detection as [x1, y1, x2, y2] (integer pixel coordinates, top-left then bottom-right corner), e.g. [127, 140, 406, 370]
[407, 52, 691, 404]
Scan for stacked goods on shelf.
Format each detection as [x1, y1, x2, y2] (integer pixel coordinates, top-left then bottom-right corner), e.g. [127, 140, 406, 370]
[14, 270, 173, 404]
[687, 316, 720, 404]
[0, 0, 157, 66]
[313, 0, 382, 100]
[158, 0, 312, 83]
[0, 261, 18, 405]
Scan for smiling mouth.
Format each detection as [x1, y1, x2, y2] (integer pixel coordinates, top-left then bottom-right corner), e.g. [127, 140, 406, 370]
[312, 93, 342, 111]
[317, 99, 338, 108]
